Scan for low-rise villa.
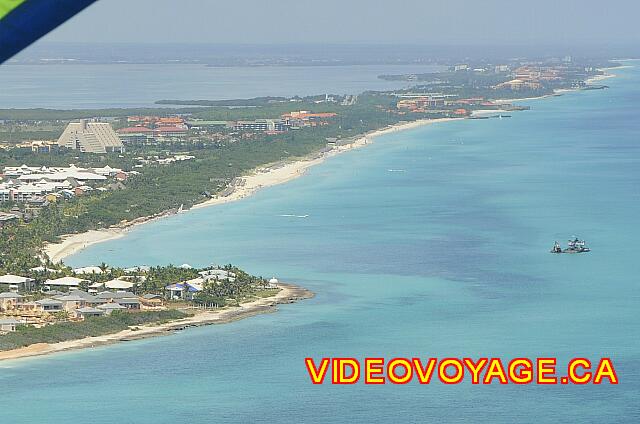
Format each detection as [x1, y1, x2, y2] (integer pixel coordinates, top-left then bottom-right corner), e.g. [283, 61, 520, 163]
[35, 298, 64, 312]
[75, 307, 105, 319]
[44, 276, 88, 291]
[103, 278, 135, 290]
[0, 274, 36, 292]
[54, 294, 88, 312]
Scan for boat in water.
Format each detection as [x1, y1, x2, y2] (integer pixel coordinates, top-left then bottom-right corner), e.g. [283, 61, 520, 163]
[550, 237, 591, 254]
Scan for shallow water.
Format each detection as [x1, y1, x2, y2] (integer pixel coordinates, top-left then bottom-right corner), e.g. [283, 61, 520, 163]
[2, 65, 639, 423]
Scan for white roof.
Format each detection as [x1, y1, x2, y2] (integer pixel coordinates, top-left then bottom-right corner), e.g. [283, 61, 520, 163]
[97, 303, 126, 310]
[104, 279, 135, 290]
[46, 276, 86, 286]
[30, 266, 56, 272]
[185, 277, 205, 291]
[73, 266, 104, 275]
[0, 274, 31, 284]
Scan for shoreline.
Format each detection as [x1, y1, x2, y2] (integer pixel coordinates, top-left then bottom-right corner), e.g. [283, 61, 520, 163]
[42, 65, 629, 264]
[44, 117, 462, 263]
[0, 282, 313, 363]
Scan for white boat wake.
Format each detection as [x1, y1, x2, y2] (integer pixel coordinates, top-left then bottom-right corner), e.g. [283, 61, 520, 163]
[278, 214, 310, 218]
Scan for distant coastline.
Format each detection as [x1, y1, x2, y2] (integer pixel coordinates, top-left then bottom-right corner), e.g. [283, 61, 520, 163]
[0, 282, 313, 362]
[43, 65, 627, 264]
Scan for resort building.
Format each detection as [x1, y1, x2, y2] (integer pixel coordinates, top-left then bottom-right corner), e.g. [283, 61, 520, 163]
[0, 165, 127, 204]
[116, 126, 155, 144]
[57, 120, 124, 154]
[232, 119, 289, 132]
[55, 294, 88, 312]
[154, 126, 188, 140]
[494, 79, 542, 91]
[44, 276, 88, 291]
[75, 307, 105, 319]
[103, 279, 135, 291]
[0, 274, 36, 292]
[35, 298, 64, 312]
[97, 303, 127, 314]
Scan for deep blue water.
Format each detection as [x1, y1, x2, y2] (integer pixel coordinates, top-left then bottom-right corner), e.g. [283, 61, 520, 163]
[2, 64, 639, 423]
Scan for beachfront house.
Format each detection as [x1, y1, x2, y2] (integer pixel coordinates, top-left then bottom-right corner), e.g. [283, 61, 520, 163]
[0, 274, 36, 292]
[0, 318, 22, 332]
[165, 278, 203, 301]
[44, 276, 87, 292]
[0, 292, 23, 311]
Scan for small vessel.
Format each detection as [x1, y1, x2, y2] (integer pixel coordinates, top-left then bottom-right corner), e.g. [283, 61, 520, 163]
[565, 237, 591, 253]
[550, 237, 591, 254]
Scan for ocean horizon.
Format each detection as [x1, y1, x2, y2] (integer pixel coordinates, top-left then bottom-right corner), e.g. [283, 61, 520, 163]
[1, 64, 639, 423]
[0, 63, 442, 109]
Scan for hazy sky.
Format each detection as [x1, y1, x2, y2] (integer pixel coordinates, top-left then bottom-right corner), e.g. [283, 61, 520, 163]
[44, 0, 638, 46]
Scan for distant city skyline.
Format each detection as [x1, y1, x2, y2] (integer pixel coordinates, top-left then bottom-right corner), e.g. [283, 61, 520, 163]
[39, 0, 640, 47]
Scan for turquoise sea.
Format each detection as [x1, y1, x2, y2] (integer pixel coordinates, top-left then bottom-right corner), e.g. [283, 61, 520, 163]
[2, 64, 639, 423]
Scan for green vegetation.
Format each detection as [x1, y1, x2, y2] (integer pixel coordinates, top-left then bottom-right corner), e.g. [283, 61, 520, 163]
[0, 309, 188, 351]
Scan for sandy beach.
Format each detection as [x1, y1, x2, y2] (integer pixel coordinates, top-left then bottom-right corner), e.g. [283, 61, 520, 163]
[41, 65, 626, 265]
[0, 282, 313, 362]
[45, 229, 125, 264]
[44, 117, 461, 263]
